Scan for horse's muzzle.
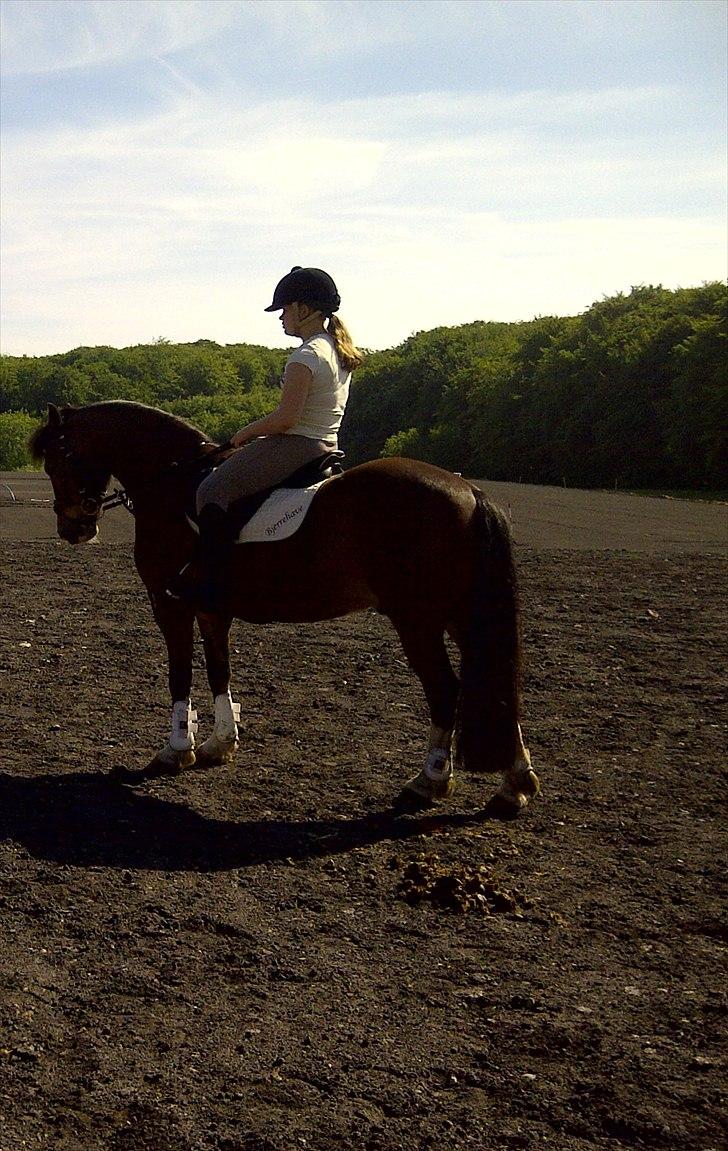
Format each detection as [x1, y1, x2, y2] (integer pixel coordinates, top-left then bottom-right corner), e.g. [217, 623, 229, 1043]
[53, 496, 103, 544]
[58, 517, 100, 544]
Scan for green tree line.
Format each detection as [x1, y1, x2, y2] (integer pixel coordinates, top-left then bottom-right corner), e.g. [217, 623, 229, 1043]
[342, 282, 727, 489]
[1, 284, 726, 487]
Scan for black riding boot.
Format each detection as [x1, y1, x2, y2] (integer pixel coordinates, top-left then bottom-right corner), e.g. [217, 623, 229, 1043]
[168, 504, 234, 611]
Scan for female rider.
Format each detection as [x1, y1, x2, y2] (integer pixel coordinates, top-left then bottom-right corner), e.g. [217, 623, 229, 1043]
[173, 266, 362, 609]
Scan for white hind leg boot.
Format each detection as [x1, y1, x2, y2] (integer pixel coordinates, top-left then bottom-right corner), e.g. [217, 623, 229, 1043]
[399, 726, 455, 804]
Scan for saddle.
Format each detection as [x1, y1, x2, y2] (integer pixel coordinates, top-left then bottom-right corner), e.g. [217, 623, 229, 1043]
[228, 449, 344, 536]
[188, 449, 345, 538]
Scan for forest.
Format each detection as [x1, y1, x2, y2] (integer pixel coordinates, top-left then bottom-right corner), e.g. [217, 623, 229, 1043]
[1, 283, 725, 489]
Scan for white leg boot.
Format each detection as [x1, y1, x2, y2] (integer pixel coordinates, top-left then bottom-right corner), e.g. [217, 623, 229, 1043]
[142, 699, 198, 775]
[398, 726, 455, 806]
[197, 692, 241, 765]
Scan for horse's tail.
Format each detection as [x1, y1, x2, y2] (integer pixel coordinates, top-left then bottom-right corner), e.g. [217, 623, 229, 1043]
[455, 488, 521, 775]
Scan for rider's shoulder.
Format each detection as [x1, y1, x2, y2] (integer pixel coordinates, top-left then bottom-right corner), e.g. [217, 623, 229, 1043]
[289, 332, 335, 367]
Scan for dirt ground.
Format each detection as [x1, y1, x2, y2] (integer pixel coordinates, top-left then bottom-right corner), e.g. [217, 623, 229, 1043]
[0, 472, 726, 1151]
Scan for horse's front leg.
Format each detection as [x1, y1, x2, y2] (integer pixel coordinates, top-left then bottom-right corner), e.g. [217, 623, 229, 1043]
[142, 593, 199, 776]
[195, 611, 241, 767]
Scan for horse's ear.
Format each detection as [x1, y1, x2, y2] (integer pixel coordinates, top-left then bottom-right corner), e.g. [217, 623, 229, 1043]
[48, 403, 62, 427]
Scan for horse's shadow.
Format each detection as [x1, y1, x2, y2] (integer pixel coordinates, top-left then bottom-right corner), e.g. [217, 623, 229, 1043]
[0, 770, 500, 872]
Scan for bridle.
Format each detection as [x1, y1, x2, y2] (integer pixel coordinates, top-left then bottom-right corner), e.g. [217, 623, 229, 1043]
[51, 486, 135, 518]
[50, 429, 135, 520]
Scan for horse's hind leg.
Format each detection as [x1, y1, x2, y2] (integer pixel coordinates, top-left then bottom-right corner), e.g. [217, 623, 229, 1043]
[488, 725, 540, 815]
[195, 612, 241, 766]
[389, 615, 460, 807]
[447, 618, 540, 815]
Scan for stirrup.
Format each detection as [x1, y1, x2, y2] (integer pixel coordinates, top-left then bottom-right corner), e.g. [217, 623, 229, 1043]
[166, 565, 227, 611]
[166, 563, 194, 601]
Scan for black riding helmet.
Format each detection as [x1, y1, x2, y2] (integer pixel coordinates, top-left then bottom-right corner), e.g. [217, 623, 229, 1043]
[264, 266, 341, 315]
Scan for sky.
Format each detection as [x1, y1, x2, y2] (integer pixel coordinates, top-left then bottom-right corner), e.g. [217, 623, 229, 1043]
[0, 0, 726, 356]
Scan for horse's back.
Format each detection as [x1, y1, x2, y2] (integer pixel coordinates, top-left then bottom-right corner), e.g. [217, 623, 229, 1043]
[333, 456, 477, 531]
[340, 455, 470, 491]
[324, 456, 476, 524]
[305, 457, 479, 615]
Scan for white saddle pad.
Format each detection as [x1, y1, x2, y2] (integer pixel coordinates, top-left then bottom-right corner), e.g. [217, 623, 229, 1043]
[236, 479, 328, 543]
[186, 479, 330, 544]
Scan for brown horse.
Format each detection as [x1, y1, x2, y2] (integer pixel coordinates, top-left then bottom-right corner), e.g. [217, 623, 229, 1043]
[30, 400, 539, 812]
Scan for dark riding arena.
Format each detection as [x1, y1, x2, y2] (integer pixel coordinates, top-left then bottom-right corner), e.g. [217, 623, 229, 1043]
[1, 460, 725, 1150]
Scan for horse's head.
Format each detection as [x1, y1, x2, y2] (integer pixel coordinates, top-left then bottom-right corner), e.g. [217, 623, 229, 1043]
[29, 404, 112, 545]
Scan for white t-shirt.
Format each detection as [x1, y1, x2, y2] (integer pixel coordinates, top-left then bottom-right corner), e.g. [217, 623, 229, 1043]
[285, 332, 351, 444]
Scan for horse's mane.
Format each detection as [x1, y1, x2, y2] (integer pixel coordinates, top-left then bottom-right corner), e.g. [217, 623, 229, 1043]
[28, 401, 209, 462]
[28, 421, 55, 462]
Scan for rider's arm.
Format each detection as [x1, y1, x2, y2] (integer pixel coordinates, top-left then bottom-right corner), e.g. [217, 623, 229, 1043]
[230, 362, 312, 447]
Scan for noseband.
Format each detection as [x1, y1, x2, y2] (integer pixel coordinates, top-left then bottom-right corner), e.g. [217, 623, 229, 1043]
[51, 489, 134, 517]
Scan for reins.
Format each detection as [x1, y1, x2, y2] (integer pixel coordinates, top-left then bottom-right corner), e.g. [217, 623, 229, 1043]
[99, 487, 136, 515]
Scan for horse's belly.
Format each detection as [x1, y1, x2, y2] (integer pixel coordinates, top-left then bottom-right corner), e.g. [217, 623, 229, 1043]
[230, 546, 377, 624]
[234, 589, 376, 625]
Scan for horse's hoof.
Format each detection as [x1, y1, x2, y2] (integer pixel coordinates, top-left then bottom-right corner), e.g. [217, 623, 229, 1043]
[194, 738, 238, 768]
[484, 791, 527, 820]
[144, 748, 196, 777]
[521, 768, 541, 798]
[395, 768, 455, 810]
[192, 749, 226, 769]
[486, 769, 541, 818]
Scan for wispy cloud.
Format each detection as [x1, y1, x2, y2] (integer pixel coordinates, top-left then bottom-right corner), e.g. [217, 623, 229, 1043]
[0, 0, 241, 75]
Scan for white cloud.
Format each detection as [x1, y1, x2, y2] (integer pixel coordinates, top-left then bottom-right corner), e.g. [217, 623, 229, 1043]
[0, 0, 241, 75]
[1, 4, 725, 356]
[316, 213, 727, 347]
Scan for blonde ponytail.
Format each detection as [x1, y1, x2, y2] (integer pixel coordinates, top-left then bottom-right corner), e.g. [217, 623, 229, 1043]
[327, 314, 364, 372]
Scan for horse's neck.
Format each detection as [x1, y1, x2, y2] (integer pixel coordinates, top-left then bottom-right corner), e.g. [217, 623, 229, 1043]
[89, 406, 203, 491]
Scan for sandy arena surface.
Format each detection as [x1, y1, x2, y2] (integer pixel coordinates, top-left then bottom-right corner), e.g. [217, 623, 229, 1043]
[1, 471, 726, 1150]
